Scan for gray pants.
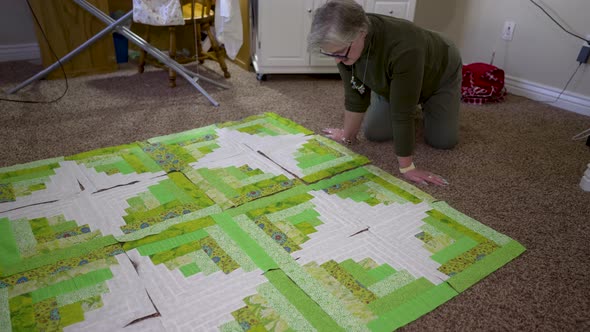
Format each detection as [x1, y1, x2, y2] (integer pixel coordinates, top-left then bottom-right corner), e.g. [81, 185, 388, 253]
[362, 41, 462, 150]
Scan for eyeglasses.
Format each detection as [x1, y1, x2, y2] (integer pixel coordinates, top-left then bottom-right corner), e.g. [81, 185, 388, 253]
[319, 43, 352, 60]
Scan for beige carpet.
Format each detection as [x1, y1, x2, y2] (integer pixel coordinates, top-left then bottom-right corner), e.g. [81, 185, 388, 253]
[1, 59, 589, 331]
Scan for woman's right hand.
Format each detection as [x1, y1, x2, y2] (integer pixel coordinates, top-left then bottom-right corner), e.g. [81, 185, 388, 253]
[322, 128, 357, 145]
[403, 168, 449, 186]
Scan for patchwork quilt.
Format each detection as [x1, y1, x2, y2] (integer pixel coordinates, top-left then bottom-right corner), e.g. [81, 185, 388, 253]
[0, 113, 525, 331]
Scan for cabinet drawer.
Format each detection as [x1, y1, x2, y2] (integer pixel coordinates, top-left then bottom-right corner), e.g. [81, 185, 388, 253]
[373, 1, 410, 19]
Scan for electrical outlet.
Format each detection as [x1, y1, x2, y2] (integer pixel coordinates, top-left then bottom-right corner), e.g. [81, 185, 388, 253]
[502, 21, 516, 41]
[577, 34, 590, 64]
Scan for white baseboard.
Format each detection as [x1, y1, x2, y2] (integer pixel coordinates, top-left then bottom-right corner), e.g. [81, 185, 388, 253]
[0, 43, 41, 63]
[505, 75, 590, 117]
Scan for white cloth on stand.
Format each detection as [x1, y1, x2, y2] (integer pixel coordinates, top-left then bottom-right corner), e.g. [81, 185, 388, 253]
[132, 0, 185, 26]
[214, 0, 243, 59]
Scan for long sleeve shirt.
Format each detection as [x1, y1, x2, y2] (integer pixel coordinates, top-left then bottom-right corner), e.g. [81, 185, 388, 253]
[338, 14, 450, 157]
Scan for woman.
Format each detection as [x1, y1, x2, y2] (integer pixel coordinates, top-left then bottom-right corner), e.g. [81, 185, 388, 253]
[308, 0, 462, 186]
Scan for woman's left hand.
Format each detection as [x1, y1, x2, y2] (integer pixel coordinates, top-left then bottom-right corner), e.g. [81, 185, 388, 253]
[403, 168, 449, 186]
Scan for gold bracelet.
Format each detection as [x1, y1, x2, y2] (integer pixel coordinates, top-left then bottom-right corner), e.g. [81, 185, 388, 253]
[399, 162, 416, 174]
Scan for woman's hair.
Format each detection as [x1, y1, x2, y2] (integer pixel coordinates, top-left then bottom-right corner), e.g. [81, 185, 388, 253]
[308, 0, 370, 52]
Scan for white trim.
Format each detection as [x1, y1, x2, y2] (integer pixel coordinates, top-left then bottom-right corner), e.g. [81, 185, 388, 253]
[505, 75, 590, 117]
[0, 43, 41, 62]
[252, 57, 339, 75]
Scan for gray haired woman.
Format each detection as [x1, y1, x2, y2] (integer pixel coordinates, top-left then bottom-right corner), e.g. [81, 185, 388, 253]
[309, 0, 462, 186]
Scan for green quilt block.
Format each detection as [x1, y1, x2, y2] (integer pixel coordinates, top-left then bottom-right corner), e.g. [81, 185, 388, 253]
[311, 166, 435, 205]
[216, 211, 380, 331]
[0, 236, 121, 332]
[421, 201, 525, 292]
[142, 114, 313, 210]
[215, 214, 453, 332]
[137, 141, 199, 173]
[125, 214, 262, 277]
[0, 215, 120, 278]
[146, 125, 220, 167]
[0, 158, 64, 202]
[183, 165, 303, 210]
[262, 135, 369, 183]
[0, 213, 154, 332]
[0, 252, 152, 332]
[118, 172, 218, 238]
[292, 135, 370, 183]
[0, 244, 120, 291]
[65, 143, 163, 176]
[227, 186, 325, 253]
[312, 165, 525, 295]
[217, 113, 314, 136]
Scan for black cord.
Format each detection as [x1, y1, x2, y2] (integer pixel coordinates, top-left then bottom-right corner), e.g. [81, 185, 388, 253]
[0, 0, 68, 104]
[529, 0, 589, 44]
[528, 1, 587, 104]
[548, 62, 582, 104]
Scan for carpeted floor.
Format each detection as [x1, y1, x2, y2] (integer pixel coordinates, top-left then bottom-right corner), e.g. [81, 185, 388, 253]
[1, 59, 589, 331]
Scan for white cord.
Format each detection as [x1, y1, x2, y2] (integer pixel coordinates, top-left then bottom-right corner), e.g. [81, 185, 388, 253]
[572, 128, 590, 141]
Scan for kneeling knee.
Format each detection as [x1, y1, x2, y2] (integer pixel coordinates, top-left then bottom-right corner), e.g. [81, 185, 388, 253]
[427, 138, 458, 150]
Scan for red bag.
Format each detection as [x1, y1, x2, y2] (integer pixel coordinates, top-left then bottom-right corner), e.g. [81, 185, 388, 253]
[461, 63, 507, 104]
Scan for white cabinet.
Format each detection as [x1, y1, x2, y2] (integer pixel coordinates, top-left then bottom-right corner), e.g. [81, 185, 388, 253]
[370, 0, 416, 19]
[251, 0, 416, 79]
[254, 0, 312, 70]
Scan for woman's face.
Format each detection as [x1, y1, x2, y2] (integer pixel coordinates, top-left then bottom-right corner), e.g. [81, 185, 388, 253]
[321, 31, 367, 66]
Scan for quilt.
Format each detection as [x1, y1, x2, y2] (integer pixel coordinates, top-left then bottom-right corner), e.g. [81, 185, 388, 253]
[0, 113, 525, 331]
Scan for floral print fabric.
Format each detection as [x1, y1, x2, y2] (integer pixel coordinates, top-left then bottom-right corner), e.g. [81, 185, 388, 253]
[133, 0, 185, 26]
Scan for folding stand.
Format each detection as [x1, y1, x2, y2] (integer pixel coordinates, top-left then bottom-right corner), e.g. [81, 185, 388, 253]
[7, 0, 228, 107]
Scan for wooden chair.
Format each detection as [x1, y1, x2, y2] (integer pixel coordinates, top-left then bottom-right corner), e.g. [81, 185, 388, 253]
[138, 0, 231, 87]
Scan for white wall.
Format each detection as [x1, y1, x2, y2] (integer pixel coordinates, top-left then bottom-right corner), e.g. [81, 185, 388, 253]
[0, 0, 37, 44]
[415, 0, 590, 116]
[0, 0, 39, 61]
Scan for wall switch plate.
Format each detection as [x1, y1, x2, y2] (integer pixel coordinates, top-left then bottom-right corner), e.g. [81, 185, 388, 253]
[502, 21, 516, 41]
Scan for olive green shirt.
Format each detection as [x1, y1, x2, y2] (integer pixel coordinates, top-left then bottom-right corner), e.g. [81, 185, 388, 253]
[338, 14, 450, 157]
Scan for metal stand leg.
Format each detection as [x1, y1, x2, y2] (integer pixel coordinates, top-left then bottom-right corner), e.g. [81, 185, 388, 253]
[6, 11, 133, 95]
[8, 0, 228, 107]
[75, 0, 228, 107]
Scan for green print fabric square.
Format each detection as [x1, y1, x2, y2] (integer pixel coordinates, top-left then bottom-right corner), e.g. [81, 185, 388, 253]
[0, 113, 524, 331]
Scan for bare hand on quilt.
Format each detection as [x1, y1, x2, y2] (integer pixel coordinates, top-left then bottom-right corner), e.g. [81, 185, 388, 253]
[322, 128, 357, 145]
[398, 155, 448, 186]
[403, 168, 449, 186]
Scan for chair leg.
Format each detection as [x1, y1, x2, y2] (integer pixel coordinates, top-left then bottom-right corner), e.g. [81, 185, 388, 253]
[205, 24, 230, 78]
[196, 24, 204, 64]
[138, 25, 149, 73]
[168, 26, 177, 88]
